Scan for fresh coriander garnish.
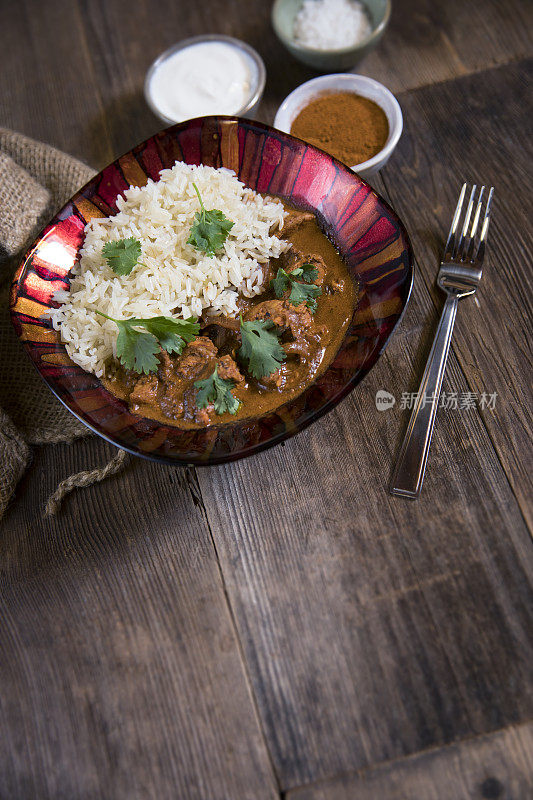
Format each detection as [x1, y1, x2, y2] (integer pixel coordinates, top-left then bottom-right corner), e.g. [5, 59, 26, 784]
[102, 237, 144, 276]
[271, 267, 291, 298]
[239, 316, 286, 379]
[290, 262, 319, 283]
[195, 366, 240, 415]
[187, 182, 234, 256]
[271, 264, 322, 312]
[94, 310, 199, 374]
[288, 281, 321, 314]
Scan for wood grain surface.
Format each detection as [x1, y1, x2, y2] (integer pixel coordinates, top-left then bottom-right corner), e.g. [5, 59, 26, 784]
[383, 58, 533, 528]
[288, 722, 533, 800]
[0, 439, 279, 800]
[197, 245, 533, 787]
[1, 0, 532, 798]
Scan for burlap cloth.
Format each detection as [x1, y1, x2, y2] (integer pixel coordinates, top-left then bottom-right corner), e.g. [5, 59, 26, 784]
[0, 129, 127, 520]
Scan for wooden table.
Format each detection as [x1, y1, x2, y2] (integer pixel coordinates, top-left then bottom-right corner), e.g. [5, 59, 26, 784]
[1, 1, 532, 797]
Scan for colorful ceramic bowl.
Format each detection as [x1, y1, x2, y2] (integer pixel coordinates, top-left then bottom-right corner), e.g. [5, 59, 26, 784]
[10, 117, 413, 466]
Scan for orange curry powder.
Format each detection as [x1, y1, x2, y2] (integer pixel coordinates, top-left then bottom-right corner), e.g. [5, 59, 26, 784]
[290, 92, 389, 166]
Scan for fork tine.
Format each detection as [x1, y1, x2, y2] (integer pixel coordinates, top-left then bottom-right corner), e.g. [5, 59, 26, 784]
[443, 182, 466, 262]
[474, 186, 494, 265]
[457, 184, 477, 260]
[465, 186, 485, 262]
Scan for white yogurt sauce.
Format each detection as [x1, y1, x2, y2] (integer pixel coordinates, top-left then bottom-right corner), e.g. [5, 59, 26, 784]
[149, 41, 252, 122]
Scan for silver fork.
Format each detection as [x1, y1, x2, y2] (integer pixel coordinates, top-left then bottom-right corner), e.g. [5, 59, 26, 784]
[390, 183, 494, 499]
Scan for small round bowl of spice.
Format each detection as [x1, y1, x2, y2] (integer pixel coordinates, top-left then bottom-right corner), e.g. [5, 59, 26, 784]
[272, 0, 391, 71]
[274, 73, 402, 179]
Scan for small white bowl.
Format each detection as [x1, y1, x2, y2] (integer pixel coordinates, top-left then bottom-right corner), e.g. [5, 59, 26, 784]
[145, 34, 266, 126]
[274, 74, 403, 179]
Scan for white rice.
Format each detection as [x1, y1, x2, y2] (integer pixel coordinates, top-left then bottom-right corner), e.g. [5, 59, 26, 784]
[49, 161, 290, 377]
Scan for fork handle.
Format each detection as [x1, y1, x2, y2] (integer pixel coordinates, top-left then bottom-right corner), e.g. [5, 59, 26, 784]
[390, 294, 458, 498]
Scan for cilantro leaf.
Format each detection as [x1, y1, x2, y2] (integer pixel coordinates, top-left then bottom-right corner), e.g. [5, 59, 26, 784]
[102, 237, 142, 276]
[239, 317, 286, 379]
[271, 267, 290, 298]
[188, 208, 234, 255]
[187, 183, 234, 256]
[195, 366, 240, 415]
[134, 316, 199, 355]
[93, 310, 199, 374]
[291, 262, 319, 284]
[271, 264, 322, 312]
[116, 325, 160, 374]
[289, 281, 321, 312]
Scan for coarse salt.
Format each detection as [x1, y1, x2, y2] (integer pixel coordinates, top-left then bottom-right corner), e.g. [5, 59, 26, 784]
[293, 0, 372, 51]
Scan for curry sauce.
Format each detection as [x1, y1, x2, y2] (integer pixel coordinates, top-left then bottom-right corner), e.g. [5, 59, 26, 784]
[103, 203, 357, 428]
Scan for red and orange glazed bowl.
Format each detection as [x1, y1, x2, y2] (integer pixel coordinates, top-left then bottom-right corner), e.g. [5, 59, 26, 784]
[10, 116, 413, 466]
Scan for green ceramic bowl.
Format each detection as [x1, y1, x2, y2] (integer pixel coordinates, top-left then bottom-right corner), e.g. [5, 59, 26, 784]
[272, 0, 391, 71]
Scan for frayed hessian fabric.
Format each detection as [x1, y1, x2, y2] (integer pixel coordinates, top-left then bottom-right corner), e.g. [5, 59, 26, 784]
[0, 129, 128, 518]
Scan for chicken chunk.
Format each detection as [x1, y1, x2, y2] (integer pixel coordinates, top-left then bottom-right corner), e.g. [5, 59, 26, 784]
[130, 374, 160, 407]
[244, 299, 313, 340]
[175, 337, 217, 380]
[217, 355, 244, 383]
[281, 208, 315, 236]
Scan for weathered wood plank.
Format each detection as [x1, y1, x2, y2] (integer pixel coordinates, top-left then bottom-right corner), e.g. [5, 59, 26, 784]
[383, 58, 533, 528]
[197, 264, 533, 787]
[288, 722, 533, 799]
[3, 0, 530, 167]
[1, 3, 532, 798]
[0, 437, 278, 800]
[73, 0, 277, 161]
[359, 0, 533, 93]
[78, 0, 533, 134]
[0, 0, 114, 166]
